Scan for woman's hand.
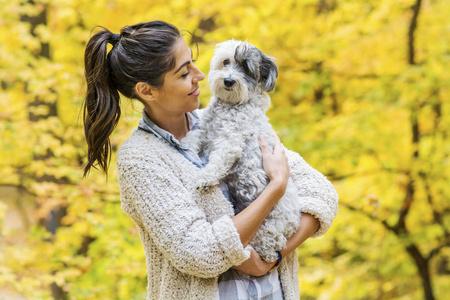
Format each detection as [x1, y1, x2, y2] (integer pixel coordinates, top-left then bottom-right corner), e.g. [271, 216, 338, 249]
[259, 135, 290, 189]
[232, 245, 276, 277]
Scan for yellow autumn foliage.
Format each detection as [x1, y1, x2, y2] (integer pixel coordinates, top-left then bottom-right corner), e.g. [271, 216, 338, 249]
[0, 0, 449, 299]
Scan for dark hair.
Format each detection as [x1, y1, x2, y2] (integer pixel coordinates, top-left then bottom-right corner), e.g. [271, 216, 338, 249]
[82, 20, 181, 177]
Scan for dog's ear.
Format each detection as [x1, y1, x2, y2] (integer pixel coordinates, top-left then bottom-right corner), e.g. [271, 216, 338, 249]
[259, 51, 278, 92]
[244, 50, 260, 78]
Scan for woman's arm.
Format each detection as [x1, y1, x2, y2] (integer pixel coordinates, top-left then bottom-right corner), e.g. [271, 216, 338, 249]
[118, 148, 248, 278]
[232, 213, 319, 276]
[279, 213, 319, 259]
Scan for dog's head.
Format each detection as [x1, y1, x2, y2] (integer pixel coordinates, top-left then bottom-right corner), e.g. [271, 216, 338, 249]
[208, 40, 278, 104]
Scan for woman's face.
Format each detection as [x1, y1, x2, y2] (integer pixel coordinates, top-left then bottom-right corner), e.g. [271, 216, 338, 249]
[150, 37, 205, 117]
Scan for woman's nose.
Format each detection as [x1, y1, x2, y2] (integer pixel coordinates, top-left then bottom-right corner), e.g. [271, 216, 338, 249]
[193, 66, 205, 83]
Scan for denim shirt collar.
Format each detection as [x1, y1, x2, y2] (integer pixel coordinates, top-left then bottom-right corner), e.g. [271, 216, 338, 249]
[138, 108, 200, 150]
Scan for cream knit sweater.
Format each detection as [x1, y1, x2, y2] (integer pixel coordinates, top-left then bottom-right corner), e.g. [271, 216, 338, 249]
[117, 128, 338, 300]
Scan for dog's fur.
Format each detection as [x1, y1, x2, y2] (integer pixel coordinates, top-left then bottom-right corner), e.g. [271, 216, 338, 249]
[182, 40, 301, 262]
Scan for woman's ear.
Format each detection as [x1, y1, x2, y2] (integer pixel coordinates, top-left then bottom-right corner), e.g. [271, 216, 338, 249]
[135, 82, 157, 102]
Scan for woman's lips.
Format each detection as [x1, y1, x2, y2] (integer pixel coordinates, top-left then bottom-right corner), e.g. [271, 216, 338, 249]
[188, 88, 200, 96]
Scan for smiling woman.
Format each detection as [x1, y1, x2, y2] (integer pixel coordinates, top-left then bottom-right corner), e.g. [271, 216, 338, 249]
[81, 20, 338, 300]
[134, 38, 205, 142]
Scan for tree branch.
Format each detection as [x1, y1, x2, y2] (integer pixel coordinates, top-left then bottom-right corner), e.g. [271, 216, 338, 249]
[0, 183, 37, 197]
[393, 179, 414, 233]
[340, 201, 393, 232]
[408, 0, 422, 65]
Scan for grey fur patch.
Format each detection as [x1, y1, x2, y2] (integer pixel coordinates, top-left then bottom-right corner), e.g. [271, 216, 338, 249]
[234, 43, 262, 81]
[234, 42, 278, 93]
[259, 51, 278, 92]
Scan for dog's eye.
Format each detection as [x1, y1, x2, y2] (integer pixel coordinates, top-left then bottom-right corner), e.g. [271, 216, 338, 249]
[223, 59, 230, 66]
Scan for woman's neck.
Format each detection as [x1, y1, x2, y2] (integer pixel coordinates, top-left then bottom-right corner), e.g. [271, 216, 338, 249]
[145, 108, 188, 141]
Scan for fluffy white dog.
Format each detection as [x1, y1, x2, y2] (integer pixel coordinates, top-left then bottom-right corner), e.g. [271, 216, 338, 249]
[182, 40, 301, 263]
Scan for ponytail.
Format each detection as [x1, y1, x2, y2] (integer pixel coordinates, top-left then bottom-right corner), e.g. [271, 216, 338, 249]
[83, 27, 121, 177]
[81, 21, 181, 177]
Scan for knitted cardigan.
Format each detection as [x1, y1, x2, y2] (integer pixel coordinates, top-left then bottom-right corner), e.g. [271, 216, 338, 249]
[117, 128, 338, 300]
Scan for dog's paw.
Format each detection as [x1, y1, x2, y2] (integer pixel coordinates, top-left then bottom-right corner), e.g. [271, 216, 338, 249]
[195, 178, 218, 194]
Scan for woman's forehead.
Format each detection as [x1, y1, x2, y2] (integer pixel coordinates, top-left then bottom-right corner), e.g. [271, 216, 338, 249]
[174, 38, 191, 58]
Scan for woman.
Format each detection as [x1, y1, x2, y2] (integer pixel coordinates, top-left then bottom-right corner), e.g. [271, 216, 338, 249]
[83, 20, 338, 300]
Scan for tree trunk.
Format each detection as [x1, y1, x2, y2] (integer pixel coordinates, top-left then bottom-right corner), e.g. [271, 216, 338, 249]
[405, 1, 435, 299]
[20, 2, 68, 300]
[406, 245, 434, 300]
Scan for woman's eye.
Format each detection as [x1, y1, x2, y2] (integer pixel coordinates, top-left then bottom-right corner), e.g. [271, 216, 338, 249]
[181, 71, 190, 78]
[223, 59, 230, 66]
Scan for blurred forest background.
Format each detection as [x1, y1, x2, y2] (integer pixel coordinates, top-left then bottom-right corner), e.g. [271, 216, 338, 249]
[0, 0, 449, 299]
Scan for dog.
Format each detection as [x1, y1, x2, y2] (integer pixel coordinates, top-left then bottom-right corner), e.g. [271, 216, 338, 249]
[182, 40, 301, 263]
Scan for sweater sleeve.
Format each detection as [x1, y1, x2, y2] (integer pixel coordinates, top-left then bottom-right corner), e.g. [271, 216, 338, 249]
[286, 149, 339, 237]
[117, 151, 250, 278]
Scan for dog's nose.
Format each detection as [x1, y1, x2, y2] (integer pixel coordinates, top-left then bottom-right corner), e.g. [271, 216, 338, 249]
[224, 78, 235, 88]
